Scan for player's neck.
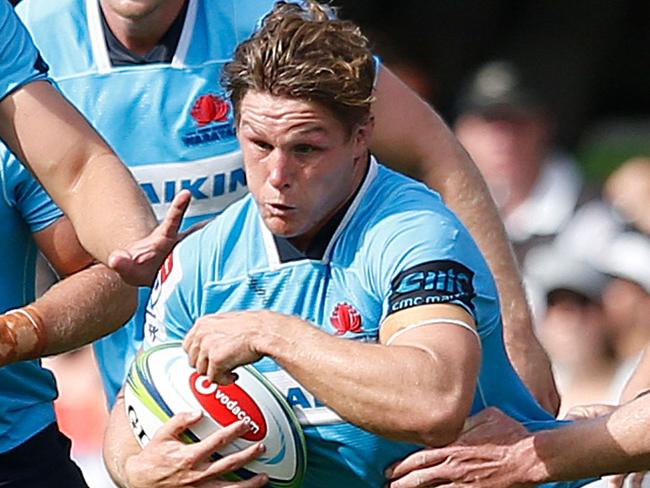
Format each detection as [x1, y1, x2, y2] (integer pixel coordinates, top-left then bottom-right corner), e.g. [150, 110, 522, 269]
[290, 154, 370, 252]
[100, 0, 187, 56]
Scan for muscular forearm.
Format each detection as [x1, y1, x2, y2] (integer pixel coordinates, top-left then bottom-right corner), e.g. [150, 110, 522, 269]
[527, 395, 650, 483]
[1, 264, 136, 365]
[257, 316, 477, 446]
[0, 81, 157, 263]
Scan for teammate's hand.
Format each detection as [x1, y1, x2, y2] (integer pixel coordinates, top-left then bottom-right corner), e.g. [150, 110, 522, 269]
[108, 190, 192, 287]
[124, 413, 268, 488]
[184, 310, 288, 385]
[385, 408, 536, 488]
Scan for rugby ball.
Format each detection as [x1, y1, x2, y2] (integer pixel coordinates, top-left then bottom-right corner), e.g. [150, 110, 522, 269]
[124, 342, 306, 487]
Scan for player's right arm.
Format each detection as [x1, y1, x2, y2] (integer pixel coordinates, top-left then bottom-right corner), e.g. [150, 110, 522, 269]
[103, 390, 268, 488]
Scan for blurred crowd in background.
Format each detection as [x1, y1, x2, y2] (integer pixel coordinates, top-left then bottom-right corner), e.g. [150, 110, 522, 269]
[15, 0, 650, 486]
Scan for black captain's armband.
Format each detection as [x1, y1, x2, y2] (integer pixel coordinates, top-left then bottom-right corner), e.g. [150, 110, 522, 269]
[387, 260, 476, 315]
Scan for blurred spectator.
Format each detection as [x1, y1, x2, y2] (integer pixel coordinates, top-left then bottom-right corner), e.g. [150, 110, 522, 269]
[525, 244, 616, 415]
[453, 60, 596, 264]
[604, 156, 650, 235]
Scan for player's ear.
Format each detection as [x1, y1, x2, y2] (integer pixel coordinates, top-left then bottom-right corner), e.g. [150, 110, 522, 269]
[352, 114, 374, 160]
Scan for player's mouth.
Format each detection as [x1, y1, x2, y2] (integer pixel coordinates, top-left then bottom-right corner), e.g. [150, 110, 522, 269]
[265, 202, 297, 215]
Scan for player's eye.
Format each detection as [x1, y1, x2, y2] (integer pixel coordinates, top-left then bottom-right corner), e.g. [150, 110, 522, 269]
[293, 144, 320, 155]
[253, 140, 273, 151]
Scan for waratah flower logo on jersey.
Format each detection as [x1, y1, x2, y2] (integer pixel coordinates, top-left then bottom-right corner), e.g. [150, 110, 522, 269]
[330, 303, 363, 335]
[191, 94, 230, 126]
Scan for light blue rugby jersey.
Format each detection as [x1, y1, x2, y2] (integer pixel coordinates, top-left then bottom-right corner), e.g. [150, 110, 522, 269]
[0, 146, 63, 452]
[0, 0, 61, 453]
[17, 0, 277, 405]
[0, 0, 48, 102]
[144, 158, 590, 488]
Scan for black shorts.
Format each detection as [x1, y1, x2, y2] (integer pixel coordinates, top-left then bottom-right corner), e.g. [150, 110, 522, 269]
[0, 423, 89, 488]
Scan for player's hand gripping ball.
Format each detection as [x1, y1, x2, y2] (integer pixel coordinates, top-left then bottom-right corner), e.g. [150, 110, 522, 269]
[124, 342, 307, 487]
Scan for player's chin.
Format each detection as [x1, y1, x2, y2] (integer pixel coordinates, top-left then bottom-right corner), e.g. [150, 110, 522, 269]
[263, 217, 302, 238]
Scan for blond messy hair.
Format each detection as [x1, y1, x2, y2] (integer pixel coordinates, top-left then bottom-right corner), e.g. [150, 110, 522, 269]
[223, 0, 375, 134]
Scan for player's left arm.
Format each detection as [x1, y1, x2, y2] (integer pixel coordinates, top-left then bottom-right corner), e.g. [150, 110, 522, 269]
[371, 66, 558, 414]
[0, 216, 137, 366]
[185, 303, 481, 447]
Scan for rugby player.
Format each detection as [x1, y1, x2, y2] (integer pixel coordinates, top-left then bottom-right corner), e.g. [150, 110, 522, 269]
[16, 0, 556, 412]
[104, 3, 585, 487]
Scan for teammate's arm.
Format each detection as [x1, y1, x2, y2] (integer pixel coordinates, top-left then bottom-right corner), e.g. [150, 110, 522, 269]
[371, 66, 558, 413]
[103, 390, 268, 488]
[0, 216, 137, 366]
[0, 80, 192, 286]
[184, 303, 481, 446]
[386, 394, 650, 488]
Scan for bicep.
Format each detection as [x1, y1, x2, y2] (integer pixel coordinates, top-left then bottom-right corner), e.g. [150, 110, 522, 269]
[33, 216, 94, 277]
[380, 303, 481, 392]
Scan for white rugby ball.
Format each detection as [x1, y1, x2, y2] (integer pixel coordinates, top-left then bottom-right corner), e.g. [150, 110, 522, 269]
[124, 342, 306, 487]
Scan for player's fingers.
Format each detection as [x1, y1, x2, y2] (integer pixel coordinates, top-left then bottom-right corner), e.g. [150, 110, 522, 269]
[155, 410, 203, 440]
[197, 473, 268, 488]
[387, 466, 450, 488]
[630, 471, 647, 488]
[606, 474, 626, 488]
[202, 442, 266, 480]
[386, 449, 450, 480]
[190, 421, 251, 460]
[158, 189, 192, 238]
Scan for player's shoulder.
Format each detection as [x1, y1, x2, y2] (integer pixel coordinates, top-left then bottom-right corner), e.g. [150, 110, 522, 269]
[362, 163, 464, 239]
[175, 194, 256, 273]
[16, 0, 80, 26]
[202, 0, 277, 42]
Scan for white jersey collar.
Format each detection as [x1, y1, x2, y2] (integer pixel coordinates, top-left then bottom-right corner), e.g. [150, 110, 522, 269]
[262, 156, 379, 269]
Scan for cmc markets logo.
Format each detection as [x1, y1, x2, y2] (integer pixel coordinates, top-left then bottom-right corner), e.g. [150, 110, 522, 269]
[191, 94, 230, 126]
[330, 303, 363, 335]
[190, 373, 267, 441]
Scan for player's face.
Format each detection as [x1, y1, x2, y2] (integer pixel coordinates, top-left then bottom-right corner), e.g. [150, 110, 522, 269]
[238, 91, 372, 248]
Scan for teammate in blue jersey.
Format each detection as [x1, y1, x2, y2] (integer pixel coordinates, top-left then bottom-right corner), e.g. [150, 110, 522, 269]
[103, 3, 587, 487]
[17, 0, 557, 413]
[0, 119, 140, 484]
[0, 0, 186, 287]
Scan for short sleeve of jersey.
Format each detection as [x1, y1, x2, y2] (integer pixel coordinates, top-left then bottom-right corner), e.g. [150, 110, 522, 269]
[0, 0, 48, 102]
[1, 150, 62, 232]
[370, 194, 501, 338]
[142, 229, 207, 349]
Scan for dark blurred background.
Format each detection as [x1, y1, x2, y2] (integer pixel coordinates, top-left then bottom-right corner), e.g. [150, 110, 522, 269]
[333, 0, 650, 178]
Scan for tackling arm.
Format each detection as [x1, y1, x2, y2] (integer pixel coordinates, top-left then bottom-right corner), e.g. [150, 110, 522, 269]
[371, 67, 558, 413]
[0, 216, 136, 366]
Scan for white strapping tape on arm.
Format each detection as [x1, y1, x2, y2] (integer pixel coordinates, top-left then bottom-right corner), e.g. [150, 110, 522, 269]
[385, 318, 481, 347]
